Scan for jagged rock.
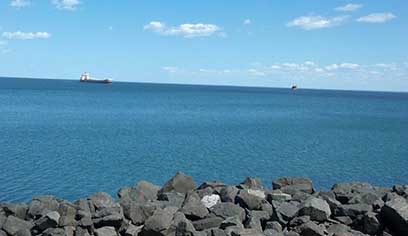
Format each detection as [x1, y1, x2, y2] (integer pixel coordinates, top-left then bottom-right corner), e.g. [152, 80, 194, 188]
[380, 195, 408, 236]
[264, 229, 283, 236]
[124, 224, 143, 236]
[0, 230, 7, 236]
[201, 194, 221, 208]
[265, 221, 282, 231]
[349, 192, 381, 205]
[327, 224, 369, 236]
[283, 232, 299, 236]
[273, 201, 300, 225]
[143, 207, 177, 235]
[220, 216, 244, 230]
[159, 172, 196, 194]
[42, 228, 65, 236]
[166, 212, 205, 236]
[331, 183, 375, 204]
[2, 216, 33, 236]
[122, 202, 157, 225]
[235, 190, 265, 210]
[267, 191, 292, 203]
[239, 177, 264, 190]
[336, 204, 372, 219]
[28, 196, 60, 219]
[210, 202, 246, 222]
[157, 191, 185, 208]
[95, 227, 118, 236]
[220, 186, 239, 203]
[192, 216, 224, 231]
[118, 181, 160, 203]
[204, 228, 227, 236]
[333, 216, 353, 225]
[57, 202, 77, 226]
[289, 216, 310, 227]
[230, 228, 265, 236]
[15, 229, 31, 236]
[245, 211, 269, 231]
[181, 196, 209, 220]
[393, 185, 408, 198]
[198, 182, 227, 192]
[90, 192, 118, 210]
[298, 221, 325, 236]
[298, 197, 331, 222]
[272, 177, 314, 194]
[63, 226, 75, 236]
[260, 202, 274, 218]
[75, 227, 90, 236]
[0, 212, 6, 228]
[2, 204, 28, 220]
[362, 212, 380, 235]
[35, 211, 60, 231]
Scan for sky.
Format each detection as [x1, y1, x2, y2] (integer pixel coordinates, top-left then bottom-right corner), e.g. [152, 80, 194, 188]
[0, 0, 407, 92]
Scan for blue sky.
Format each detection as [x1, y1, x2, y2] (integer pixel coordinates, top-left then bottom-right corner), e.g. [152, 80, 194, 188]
[0, 0, 407, 91]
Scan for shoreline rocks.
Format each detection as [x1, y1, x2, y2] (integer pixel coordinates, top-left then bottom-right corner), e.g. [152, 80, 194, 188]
[1, 173, 407, 236]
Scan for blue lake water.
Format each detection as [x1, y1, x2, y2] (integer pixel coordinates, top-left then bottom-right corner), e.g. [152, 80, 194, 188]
[0, 77, 407, 202]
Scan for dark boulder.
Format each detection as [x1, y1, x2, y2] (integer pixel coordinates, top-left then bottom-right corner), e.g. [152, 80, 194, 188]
[28, 196, 60, 219]
[331, 183, 375, 204]
[380, 195, 408, 236]
[204, 228, 227, 236]
[272, 177, 314, 195]
[192, 216, 224, 231]
[220, 215, 244, 230]
[235, 190, 266, 210]
[210, 202, 246, 222]
[298, 198, 331, 222]
[272, 201, 300, 225]
[157, 191, 185, 208]
[336, 204, 372, 219]
[2, 204, 28, 220]
[298, 221, 325, 236]
[124, 224, 143, 236]
[166, 212, 205, 236]
[181, 192, 209, 220]
[143, 207, 177, 235]
[122, 202, 157, 225]
[42, 228, 65, 236]
[2, 216, 33, 236]
[362, 212, 380, 235]
[198, 181, 227, 193]
[159, 172, 196, 194]
[35, 211, 60, 231]
[220, 186, 239, 203]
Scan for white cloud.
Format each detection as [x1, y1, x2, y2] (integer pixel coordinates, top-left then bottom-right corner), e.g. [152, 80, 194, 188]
[325, 63, 360, 71]
[335, 4, 363, 12]
[2, 31, 51, 40]
[10, 0, 30, 8]
[357, 13, 396, 23]
[144, 21, 221, 38]
[304, 61, 316, 66]
[287, 15, 349, 30]
[163, 66, 178, 73]
[52, 0, 81, 11]
[248, 69, 266, 77]
[243, 19, 251, 25]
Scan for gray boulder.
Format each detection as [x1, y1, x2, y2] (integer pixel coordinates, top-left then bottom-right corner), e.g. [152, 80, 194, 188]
[35, 211, 60, 231]
[298, 221, 325, 236]
[95, 227, 118, 236]
[336, 204, 372, 219]
[57, 202, 77, 226]
[235, 190, 265, 210]
[267, 190, 292, 203]
[143, 207, 177, 235]
[124, 224, 143, 236]
[204, 228, 226, 236]
[28, 196, 60, 219]
[220, 186, 239, 203]
[118, 181, 160, 203]
[362, 212, 380, 235]
[273, 201, 300, 225]
[298, 198, 331, 222]
[2, 204, 28, 220]
[245, 211, 270, 231]
[272, 177, 314, 194]
[15, 229, 31, 236]
[230, 228, 265, 236]
[122, 202, 157, 225]
[192, 216, 224, 231]
[159, 172, 196, 194]
[157, 191, 185, 208]
[210, 202, 246, 222]
[0, 230, 7, 236]
[239, 177, 264, 190]
[380, 195, 408, 236]
[181, 192, 209, 220]
[331, 183, 375, 204]
[42, 228, 65, 236]
[2, 216, 33, 236]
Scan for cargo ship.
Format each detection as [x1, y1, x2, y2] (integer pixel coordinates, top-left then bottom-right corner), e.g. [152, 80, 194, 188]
[80, 72, 112, 84]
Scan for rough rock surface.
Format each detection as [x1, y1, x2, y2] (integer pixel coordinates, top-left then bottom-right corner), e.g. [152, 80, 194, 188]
[1, 173, 407, 236]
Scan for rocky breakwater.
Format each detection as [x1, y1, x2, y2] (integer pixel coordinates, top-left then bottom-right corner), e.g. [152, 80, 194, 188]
[1, 172, 408, 236]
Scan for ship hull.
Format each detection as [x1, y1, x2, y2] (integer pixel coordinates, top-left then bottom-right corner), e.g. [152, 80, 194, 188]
[80, 79, 112, 84]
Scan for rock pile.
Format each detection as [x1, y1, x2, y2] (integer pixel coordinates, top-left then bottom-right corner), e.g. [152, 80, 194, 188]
[1, 172, 408, 236]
